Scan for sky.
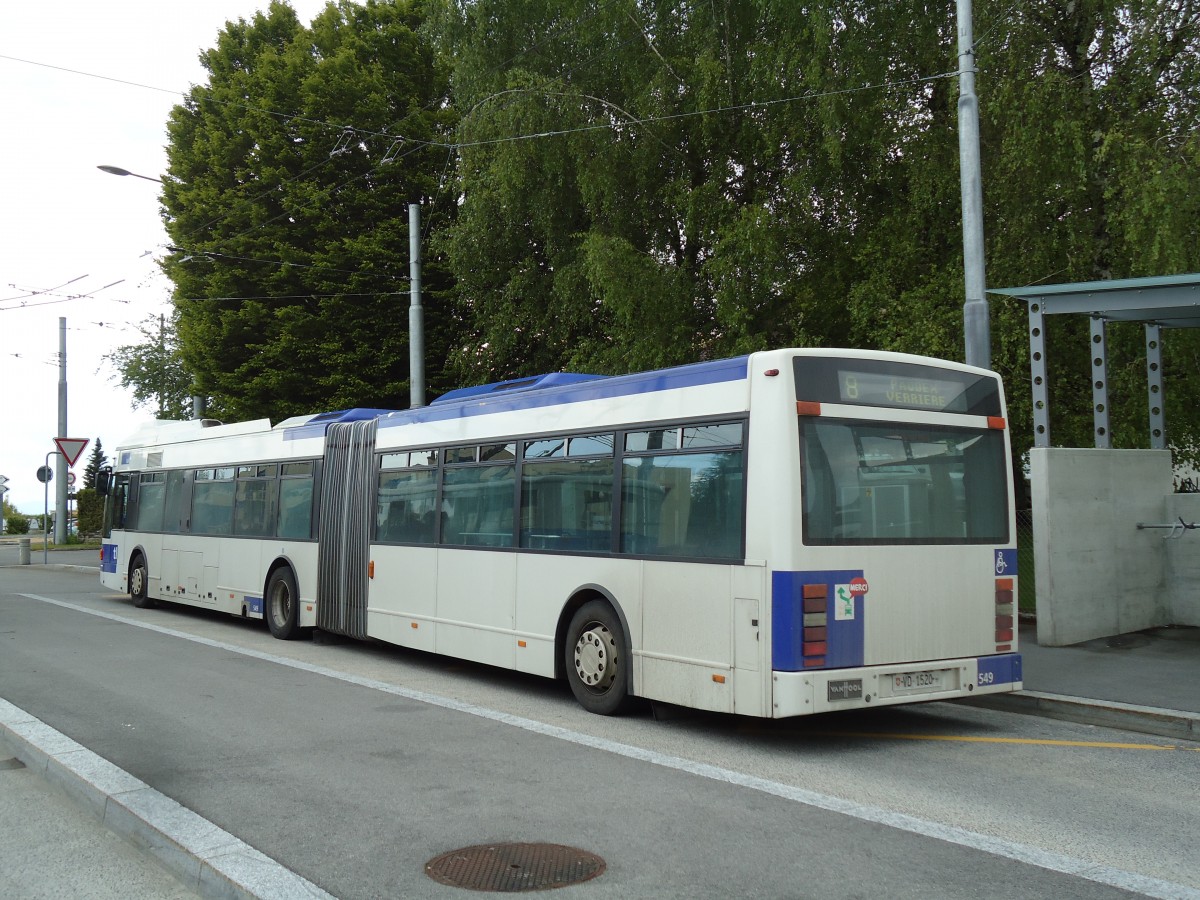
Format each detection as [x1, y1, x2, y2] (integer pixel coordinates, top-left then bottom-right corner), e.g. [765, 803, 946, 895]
[0, 0, 331, 512]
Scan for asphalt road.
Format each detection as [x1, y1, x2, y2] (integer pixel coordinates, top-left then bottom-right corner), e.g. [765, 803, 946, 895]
[2, 567, 1197, 899]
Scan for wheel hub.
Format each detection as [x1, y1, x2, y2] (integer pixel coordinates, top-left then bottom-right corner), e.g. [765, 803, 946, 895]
[574, 625, 617, 690]
[271, 582, 291, 622]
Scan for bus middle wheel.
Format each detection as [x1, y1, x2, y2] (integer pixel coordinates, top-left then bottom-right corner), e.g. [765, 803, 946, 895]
[565, 600, 632, 716]
[266, 567, 301, 640]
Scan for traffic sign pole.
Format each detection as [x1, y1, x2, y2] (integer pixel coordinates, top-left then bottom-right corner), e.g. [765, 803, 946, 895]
[43, 451, 53, 563]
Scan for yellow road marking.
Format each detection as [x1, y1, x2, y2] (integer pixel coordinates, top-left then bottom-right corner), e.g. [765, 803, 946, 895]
[820, 731, 1197, 751]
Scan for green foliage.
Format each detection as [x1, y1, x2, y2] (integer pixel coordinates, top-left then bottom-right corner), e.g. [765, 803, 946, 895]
[76, 488, 103, 535]
[82, 440, 107, 490]
[432, 0, 1200, 463]
[162, 0, 457, 420]
[105, 315, 197, 420]
[5, 513, 29, 535]
[154, 0, 1200, 465]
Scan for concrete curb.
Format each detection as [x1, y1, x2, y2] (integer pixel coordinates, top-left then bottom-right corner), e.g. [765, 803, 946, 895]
[960, 690, 1200, 742]
[0, 698, 332, 900]
[0, 564, 100, 572]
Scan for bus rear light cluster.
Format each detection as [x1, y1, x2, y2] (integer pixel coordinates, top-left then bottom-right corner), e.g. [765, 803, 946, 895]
[802, 583, 828, 667]
[995, 577, 1015, 650]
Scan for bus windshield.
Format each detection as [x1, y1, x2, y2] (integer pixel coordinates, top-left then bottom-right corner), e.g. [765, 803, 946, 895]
[800, 420, 1008, 545]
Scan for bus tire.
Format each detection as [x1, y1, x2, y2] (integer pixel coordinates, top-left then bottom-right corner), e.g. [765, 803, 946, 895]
[130, 554, 156, 609]
[565, 600, 632, 716]
[266, 567, 301, 640]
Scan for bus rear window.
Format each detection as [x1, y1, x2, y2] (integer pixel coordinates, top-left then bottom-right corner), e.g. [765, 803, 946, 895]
[800, 420, 1008, 545]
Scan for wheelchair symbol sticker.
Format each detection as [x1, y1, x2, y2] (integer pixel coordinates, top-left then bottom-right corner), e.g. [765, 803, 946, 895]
[994, 549, 1018, 576]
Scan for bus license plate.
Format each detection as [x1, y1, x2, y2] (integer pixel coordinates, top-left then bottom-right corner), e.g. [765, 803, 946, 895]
[892, 669, 944, 694]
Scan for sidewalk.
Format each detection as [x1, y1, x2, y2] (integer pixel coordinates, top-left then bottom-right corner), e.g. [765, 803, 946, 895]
[961, 620, 1200, 741]
[0, 542, 100, 570]
[0, 745, 200, 899]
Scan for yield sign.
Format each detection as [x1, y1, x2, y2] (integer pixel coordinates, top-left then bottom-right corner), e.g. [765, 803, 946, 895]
[54, 437, 90, 467]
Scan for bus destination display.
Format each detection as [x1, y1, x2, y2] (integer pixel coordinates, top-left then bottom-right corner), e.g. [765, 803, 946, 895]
[837, 370, 965, 412]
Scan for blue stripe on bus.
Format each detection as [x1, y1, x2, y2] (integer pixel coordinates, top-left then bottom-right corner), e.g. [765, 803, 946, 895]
[977, 652, 1022, 686]
[100, 543, 118, 574]
[282, 355, 750, 441]
[772, 570, 865, 672]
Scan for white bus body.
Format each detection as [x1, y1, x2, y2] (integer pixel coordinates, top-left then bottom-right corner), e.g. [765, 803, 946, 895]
[101, 348, 1021, 717]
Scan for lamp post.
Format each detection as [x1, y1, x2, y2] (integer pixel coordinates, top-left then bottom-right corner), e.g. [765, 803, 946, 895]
[99, 164, 205, 420]
[97, 165, 162, 183]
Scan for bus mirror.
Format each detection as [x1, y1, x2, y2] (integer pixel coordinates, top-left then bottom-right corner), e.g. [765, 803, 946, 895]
[96, 467, 112, 497]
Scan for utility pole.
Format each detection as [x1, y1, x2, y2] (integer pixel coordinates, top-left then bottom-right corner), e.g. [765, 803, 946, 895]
[957, 0, 990, 369]
[409, 203, 426, 408]
[158, 312, 166, 418]
[55, 317, 68, 544]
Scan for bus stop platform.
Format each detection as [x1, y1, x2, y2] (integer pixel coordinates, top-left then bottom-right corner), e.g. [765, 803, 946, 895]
[960, 620, 1200, 741]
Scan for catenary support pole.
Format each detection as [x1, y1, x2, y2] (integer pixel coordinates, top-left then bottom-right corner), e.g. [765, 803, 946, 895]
[957, 0, 990, 369]
[55, 318, 68, 544]
[409, 203, 426, 408]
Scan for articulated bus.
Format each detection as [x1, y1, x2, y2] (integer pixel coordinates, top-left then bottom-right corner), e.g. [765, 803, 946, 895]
[99, 348, 1022, 717]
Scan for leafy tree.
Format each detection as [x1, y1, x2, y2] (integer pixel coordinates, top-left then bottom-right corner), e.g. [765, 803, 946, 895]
[433, 0, 1200, 464]
[161, 0, 457, 421]
[5, 512, 30, 535]
[82, 440, 108, 490]
[105, 314, 199, 420]
[76, 489, 104, 536]
[435, 0, 858, 380]
[977, 0, 1200, 459]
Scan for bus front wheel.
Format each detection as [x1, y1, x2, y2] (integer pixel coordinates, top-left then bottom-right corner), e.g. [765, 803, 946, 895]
[130, 555, 156, 609]
[565, 600, 632, 716]
[266, 567, 301, 640]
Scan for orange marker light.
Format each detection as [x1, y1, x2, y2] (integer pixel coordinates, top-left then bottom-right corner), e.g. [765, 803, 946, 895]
[518, 640, 527, 648]
[368, 560, 375, 579]
[988, 416, 1007, 430]
[796, 400, 822, 417]
[712, 674, 726, 684]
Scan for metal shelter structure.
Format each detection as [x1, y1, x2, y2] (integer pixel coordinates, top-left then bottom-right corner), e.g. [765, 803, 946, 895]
[990, 274, 1200, 450]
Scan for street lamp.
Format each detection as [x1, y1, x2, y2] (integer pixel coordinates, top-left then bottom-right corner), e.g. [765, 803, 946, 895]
[97, 164, 163, 183]
[99, 164, 206, 421]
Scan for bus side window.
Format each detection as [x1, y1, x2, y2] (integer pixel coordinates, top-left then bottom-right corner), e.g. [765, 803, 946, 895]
[377, 469, 438, 543]
[278, 464, 315, 540]
[134, 473, 166, 532]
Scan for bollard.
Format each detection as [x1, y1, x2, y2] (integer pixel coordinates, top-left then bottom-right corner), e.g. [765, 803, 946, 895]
[18, 537, 31, 565]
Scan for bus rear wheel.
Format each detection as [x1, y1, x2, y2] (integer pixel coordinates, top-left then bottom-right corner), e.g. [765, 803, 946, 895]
[565, 600, 632, 716]
[130, 555, 156, 609]
[266, 567, 301, 640]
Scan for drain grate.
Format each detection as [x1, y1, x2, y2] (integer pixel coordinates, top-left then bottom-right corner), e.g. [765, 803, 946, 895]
[425, 842, 605, 892]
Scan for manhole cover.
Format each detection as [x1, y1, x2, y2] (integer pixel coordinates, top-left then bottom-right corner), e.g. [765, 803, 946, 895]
[425, 842, 605, 892]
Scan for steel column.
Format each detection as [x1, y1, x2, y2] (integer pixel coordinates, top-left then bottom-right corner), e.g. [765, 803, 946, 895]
[1028, 300, 1050, 447]
[1146, 324, 1166, 449]
[1089, 317, 1110, 448]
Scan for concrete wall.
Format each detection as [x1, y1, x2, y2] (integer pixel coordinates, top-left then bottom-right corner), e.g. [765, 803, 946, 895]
[1164, 493, 1200, 626]
[1031, 448, 1173, 646]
